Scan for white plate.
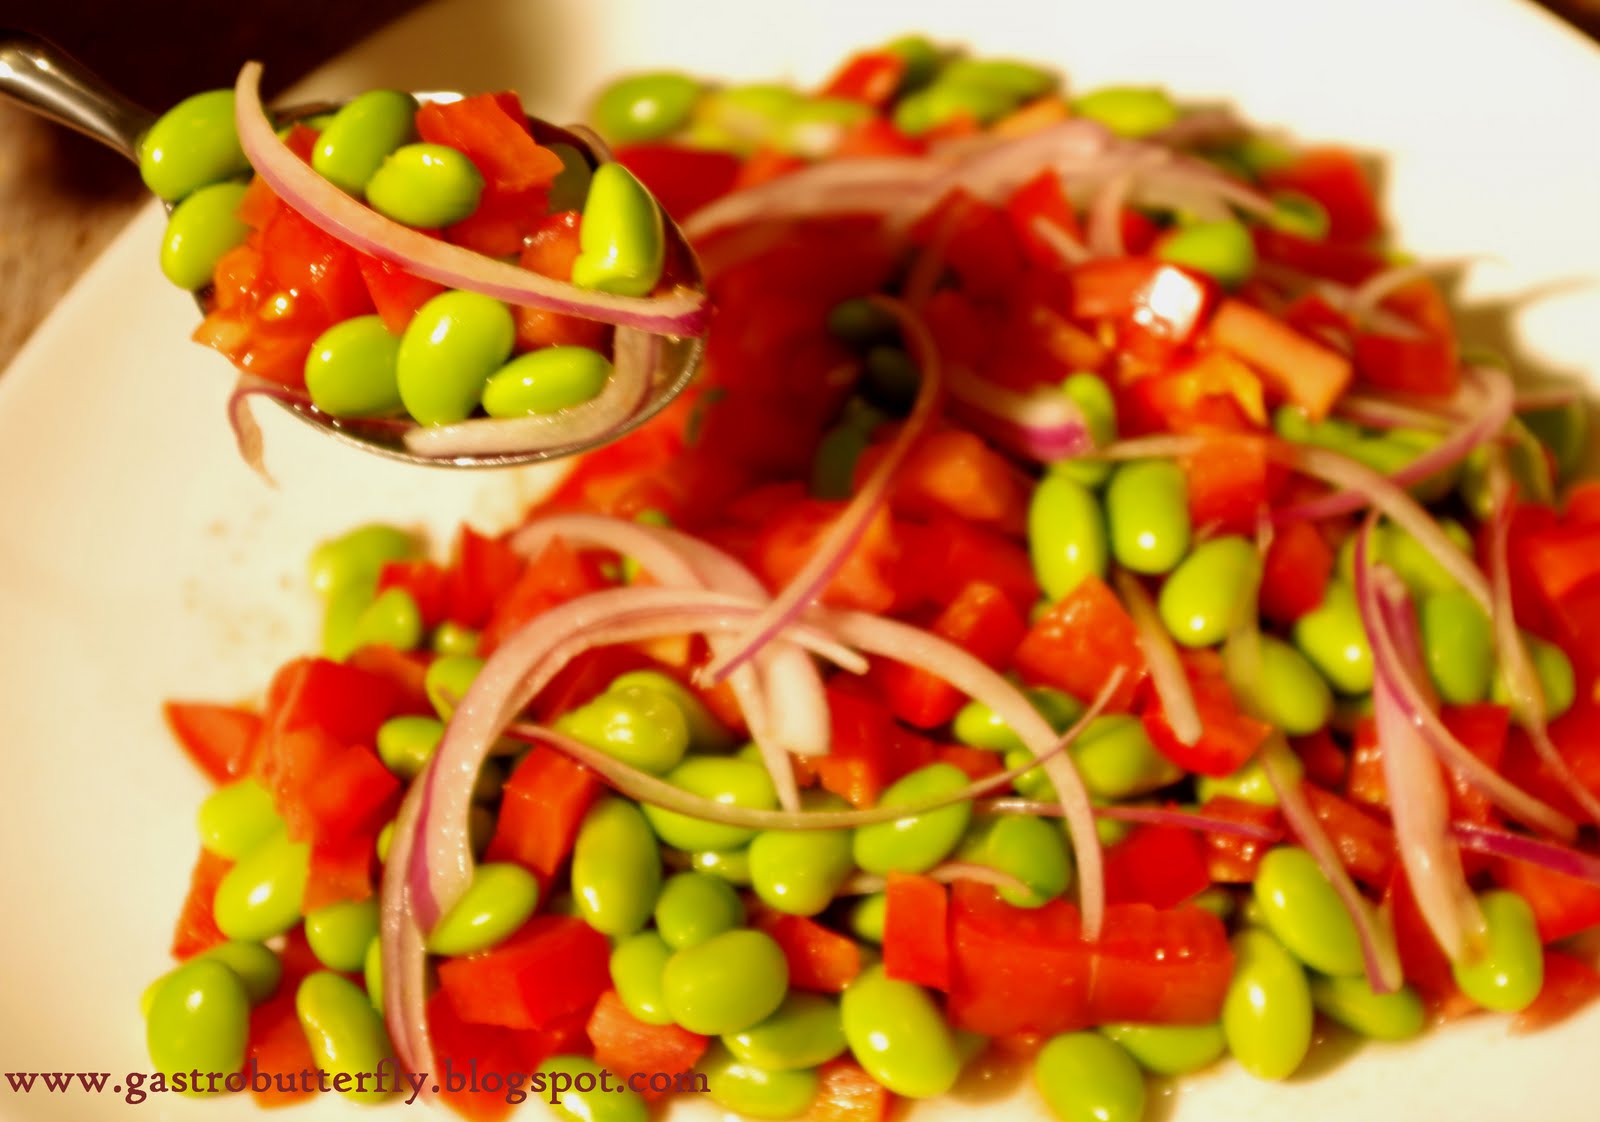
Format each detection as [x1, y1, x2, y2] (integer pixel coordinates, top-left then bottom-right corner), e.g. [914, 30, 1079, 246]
[1, 1, 1597, 1120]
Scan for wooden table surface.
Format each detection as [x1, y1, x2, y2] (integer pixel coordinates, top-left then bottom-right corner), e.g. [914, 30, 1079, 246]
[0, 0, 1596, 374]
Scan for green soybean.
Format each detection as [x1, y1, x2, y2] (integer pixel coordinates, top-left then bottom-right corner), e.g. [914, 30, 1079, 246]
[1192, 886, 1237, 921]
[213, 827, 310, 941]
[841, 966, 961, 1098]
[432, 621, 481, 657]
[559, 685, 691, 775]
[308, 523, 418, 598]
[321, 582, 371, 661]
[1034, 1031, 1146, 1122]
[160, 181, 250, 290]
[1070, 713, 1183, 800]
[691, 84, 802, 150]
[1222, 929, 1312, 1081]
[885, 36, 943, 90]
[482, 346, 612, 417]
[145, 959, 250, 1088]
[351, 586, 422, 652]
[593, 72, 702, 143]
[654, 872, 744, 950]
[424, 654, 485, 719]
[943, 58, 1057, 100]
[1460, 420, 1556, 519]
[699, 1043, 819, 1119]
[859, 345, 920, 415]
[853, 763, 973, 875]
[145, 940, 283, 1015]
[811, 423, 871, 500]
[1101, 1022, 1226, 1076]
[539, 1055, 648, 1122]
[1420, 589, 1494, 704]
[1054, 372, 1119, 487]
[776, 97, 874, 159]
[689, 846, 754, 885]
[1309, 974, 1425, 1041]
[959, 815, 1071, 908]
[1252, 846, 1363, 976]
[310, 89, 418, 195]
[1004, 746, 1056, 802]
[610, 931, 675, 1026]
[1159, 535, 1261, 647]
[428, 863, 541, 955]
[296, 972, 393, 1102]
[364, 937, 384, 1014]
[197, 778, 281, 860]
[1492, 633, 1577, 719]
[572, 163, 665, 297]
[1107, 460, 1191, 574]
[1157, 220, 1256, 289]
[1196, 739, 1303, 807]
[748, 794, 855, 916]
[1339, 519, 1475, 599]
[1292, 580, 1374, 695]
[376, 715, 444, 779]
[1266, 191, 1331, 239]
[827, 298, 900, 349]
[893, 79, 1018, 136]
[662, 928, 789, 1035]
[1072, 87, 1179, 138]
[140, 89, 249, 201]
[397, 291, 515, 425]
[953, 686, 1082, 755]
[845, 893, 888, 944]
[643, 756, 778, 852]
[365, 143, 484, 228]
[1256, 635, 1334, 735]
[572, 797, 661, 937]
[725, 992, 847, 1071]
[1451, 890, 1544, 1012]
[304, 315, 403, 418]
[1029, 473, 1108, 600]
[306, 899, 381, 973]
[608, 670, 733, 752]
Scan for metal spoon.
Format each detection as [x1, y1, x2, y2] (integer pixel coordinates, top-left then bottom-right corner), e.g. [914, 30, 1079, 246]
[0, 31, 704, 468]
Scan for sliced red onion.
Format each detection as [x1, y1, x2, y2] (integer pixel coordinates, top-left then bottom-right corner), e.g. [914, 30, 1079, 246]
[1086, 163, 1140, 257]
[1334, 391, 1459, 432]
[683, 157, 942, 241]
[1347, 258, 1485, 328]
[901, 193, 972, 309]
[1451, 822, 1600, 884]
[378, 780, 436, 1074]
[702, 296, 943, 683]
[1512, 384, 1584, 412]
[1115, 570, 1200, 746]
[946, 363, 1092, 463]
[981, 799, 1283, 841]
[1150, 107, 1250, 149]
[225, 374, 302, 481]
[921, 119, 1115, 208]
[1031, 214, 1092, 266]
[233, 63, 708, 335]
[1262, 747, 1405, 993]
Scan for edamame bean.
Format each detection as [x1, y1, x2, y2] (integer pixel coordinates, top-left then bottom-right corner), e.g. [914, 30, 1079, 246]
[1252, 846, 1363, 976]
[160, 181, 250, 290]
[1101, 1022, 1226, 1076]
[201, 941, 283, 1004]
[197, 778, 281, 860]
[700, 1043, 819, 1119]
[841, 965, 961, 1098]
[296, 972, 393, 1103]
[1029, 474, 1108, 600]
[558, 685, 691, 774]
[748, 793, 855, 916]
[572, 163, 665, 297]
[959, 815, 1071, 908]
[1159, 536, 1261, 647]
[608, 670, 733, 752]
[690, 846, 753, 885]
[1460, 419, 1555, 519]
[662, 928, 789, 1035]
[365, 143, 484, 228]
[311, 89, 418, 195]
[425, 654, 485, 719]
[572, 797, 661, 937]
[538, 1055, 648, 1122]
[692, 84, 802, 150]
[376, 715, 444, 779]
[308, 523, 418, 598]
[397, 292, 515, 425]
[1004, 747, 1057, 802]
[321, 581, 372, 661]
[726, 992, 848, 1071]
[306, 898, 381, 973]
[213, 827, 310, 941]
[1338, 519, 1474, 599]
[1291, 580, 1373, 695]
[1266, 191, 1331, 239]
[827, 298, 900, 349]
[853, 763, 973, 875]
[1054, 372, 1119, 487]
[1492, 633, 1577, 719]
[776, 98, 874, 159]
[954, 686, 1083, 754]
[1072, 87, 1179, 138]
[1256, 636, 1334, 735]
[885, 36, 943, 90]
[428, 863, 541, 955]
[1221, 929, 1312, 1081]
[893, 80, 1017, 136]
[351, 586, 422, 652]
[1107, 460, 1191, 574]
[1156, 220, 1256, 289]
[846, 893, 888, 944]
[139, 90, 250, 201]
[861, 345, 920, 414]
[1196, 739, 1303, 807]
[482, 346, 612, 417]
[1035, 1032, 1146, 1122]
[1192, 886, 1236, 921]
[432, 621, 480, 657]
[643, 756, 778, 852]
[145, 959, 250, 1087]
[593, 73, 702, 143]
[1451, 890, 1544, 1012]
[364, 937, 384, 1014]
[304, 315, 403, 418]
[1309, 974, 1424, 1040]
[654, 872, 744, 950]
[811, 423, 871, 500]
[1419, 589, 1494, 704]
[610, 931, 675, 1025]
[942, 58, 1057, 100]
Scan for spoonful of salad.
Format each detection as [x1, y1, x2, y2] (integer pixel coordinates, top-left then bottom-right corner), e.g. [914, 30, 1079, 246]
[0, 32, 708, 468]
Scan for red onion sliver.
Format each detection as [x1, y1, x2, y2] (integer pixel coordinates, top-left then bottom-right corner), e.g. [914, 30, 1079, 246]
[946, 364, 1092, 463]
[1115, 570, 1201, 746]
[1451, 822, 1600, 884]
[1031, 214, 1091, 266]
[981, 799, 1283, 841]
[378, 780, 437, 1074]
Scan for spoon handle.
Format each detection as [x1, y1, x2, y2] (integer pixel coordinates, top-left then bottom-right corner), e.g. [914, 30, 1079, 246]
[0, 31, 155, 162]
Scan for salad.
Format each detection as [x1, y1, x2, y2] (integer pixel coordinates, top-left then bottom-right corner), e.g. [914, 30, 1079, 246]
[145, 31, 1600, 1122]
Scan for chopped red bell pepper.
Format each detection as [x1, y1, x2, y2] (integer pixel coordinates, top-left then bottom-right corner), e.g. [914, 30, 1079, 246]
[437, 915, 611, 1030]
[1261, 147, 1383, 244]
[354, 255, 446, 335]
[485, 747, 602, 885]
[586, 990, 708, 1100]
[1353, 278, 1459, 398]
[1301, 783, 1396, 888]
[1142, 654, 1272, 777]
[882, 872, 951, 991]
[163, 701, 262, 784]
[1086, 902, 1235, 1025]
[479, 538, 614, 655]
[1102, 823, 1212, 909]
[1493, 857, 1600, 943]
[1197, 796, 1284, 883]
[895, 514, 1039, 616]
[869, 580, 1027, 729]
[820, 50, 906, 107]
[260, 656, 400, 749]
[415, 93, 564, 195]
[1260, 520, 1334, 623]
[1118, 263, 1220, 364]
[751, 910, 862, 993]
[1007, 169, 1084, 269]
[1511, 950, 1600, 1035]
[171, 848, 232, 959]
[429, 990, 587, 1122]
[1205, 298, 1353, 421]
[1014, 575, 1147, 712]
[1183, 433, 1278, 533]
[812, 683, 935, 807]
[801, 1057, 894, 1122]
[614, 143, 741, 221]
[946, 883, 1091, 1036]
[445, 526, 527, 632]
[303, 831, 376, 912]
[246, 989, 317, 1107]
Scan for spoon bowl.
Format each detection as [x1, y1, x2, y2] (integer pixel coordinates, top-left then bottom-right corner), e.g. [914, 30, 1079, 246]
[0, 31, 704, 469]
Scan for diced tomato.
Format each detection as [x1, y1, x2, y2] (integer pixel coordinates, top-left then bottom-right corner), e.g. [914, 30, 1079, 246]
[751, 911, 862, 993]
[430, 990, 586, 1122]
[921, 287, 993, 372]
[446, 526, 527, 631]
[1353, 278, 1459, 398]
[171, 849, 232, 959]
[1103, 823, 1212, 909]
[883, 872, 951, 991]
[1007, 169, 1085, 269]
[354, 255, 446, 334]
[896, 514, 1039, 616]
[751, 500, 900, 614]
[1503, 699, 1600, 823]
[820, 50, 906, 107]
[1346, 718, 1386, 811]
[1086, 903, 1235, 1025]
[260, 656, 399, 749]
[1118, 263, 1219, 364]
[1198, 796, 1284, 883]
[246, 990, 317, 1107]
[1260, 520, 1334, 623]
[870, 581, 1027, 729]
[298, 744, 400, 842]
[1205, 298, 1352, 420]
[1014, 575, 1147, 712]
[586, 990, 708, 1100]
[813, 684, 935, 807]
[1523, 522, 1600, 617]
[866, 428, 1029, 532]
[1301, 783, 1396, 888]
[1511, 950, 1600, 1035]
[614, 143, 741, 221]
[909, 190, 1025, 300]
[486, 747, 601, 884]
[1493, 858, 1600, 943]
[1184, 433, 1277, 532]
[512, 210, 612, 351]
[1142, 654, 1272, 777]
[479, 538, 614, 655]
[1262, 148, 1383, 244]
[163, 701, 262, 783]
[802, 1057, 894, 1122]
[437, 915, 611, 1030]
[259, 205, 374, 323]
[1386, 866, 1464, 1007]
[1566, 481, 1600, 526]
[946, 884, 1091, 1036]
[303, 831, 376, 912]
[415, 93, 564, 195]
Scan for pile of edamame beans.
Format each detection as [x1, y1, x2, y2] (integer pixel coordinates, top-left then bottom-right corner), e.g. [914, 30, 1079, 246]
[145, 33, 1597, 1122]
